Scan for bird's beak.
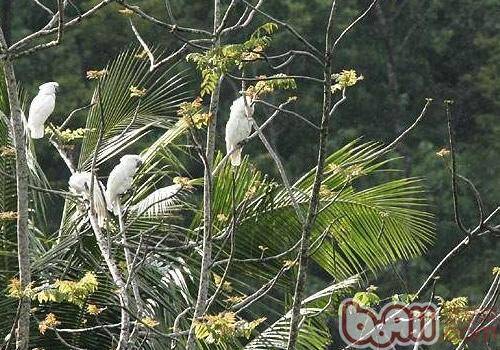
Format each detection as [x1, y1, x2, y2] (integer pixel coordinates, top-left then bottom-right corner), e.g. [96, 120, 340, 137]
[137, 159, 143, 168]
[55, 85, 60, 93]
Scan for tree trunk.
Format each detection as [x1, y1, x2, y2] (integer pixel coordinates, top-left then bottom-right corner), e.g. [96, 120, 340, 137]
[286, 3, 336, 349]
[185, 1, 221, 348]
[0, 29, 31, 350]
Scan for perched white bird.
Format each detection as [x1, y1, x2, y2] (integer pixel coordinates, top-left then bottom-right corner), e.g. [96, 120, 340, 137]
[225, 96, 254, 166]
[106, 154, 143, 215]
[27, 82, 59, 139]
[69, 171, 108, 228]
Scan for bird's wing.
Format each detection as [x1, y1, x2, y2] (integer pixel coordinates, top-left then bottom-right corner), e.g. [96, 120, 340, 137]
[226, 116, 252, 147]
[107, 166, 135, 197]
[28, 94, 55, 125]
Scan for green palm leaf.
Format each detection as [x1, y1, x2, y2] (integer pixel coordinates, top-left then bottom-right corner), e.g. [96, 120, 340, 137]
[245, 275, 359, 350]
[208, 141, 434, 284]
[78, 48, 192, 169]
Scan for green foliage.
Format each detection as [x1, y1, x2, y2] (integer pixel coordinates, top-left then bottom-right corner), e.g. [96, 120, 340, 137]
[438, 296, 474, 345]
[331, 69, 364, 93]
[353, 290, 380, 307]
[177, 97, 212, 128]
[45, 125, 90, 142]
[194, 312, 266, 345]
[245, 73, 297, 99]
[0, 69, 8, 115]
[391, 293, 417, 304]
[8, 272, 99, 308]
[246, 276, 359, 349]
[78, 47, 191, 169]
[187, 22, 278, 96]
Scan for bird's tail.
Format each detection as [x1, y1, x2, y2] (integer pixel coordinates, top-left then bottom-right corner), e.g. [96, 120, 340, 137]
[28, 124, 45, 139]
[229, 148, 242, 166]
[94, 183, 108, 228]
[105, 191, 118, 216]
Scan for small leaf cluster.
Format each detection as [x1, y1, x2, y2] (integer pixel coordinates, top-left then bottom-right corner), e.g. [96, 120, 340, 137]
[177, 97, 212, 129]
[353, 286, 380, 307]
[38, 313, 61, 335]
[86, 69, 107, 80]
[187, 23, 278, 96]
[436, 147, 451, 157]
[140, 316, 160, 328]
[245, 74, 297, 99]
[391, 293, 417, 304]
[224, 294, 247, 305]
[46, 125, 89, 143]
[173, 176, 194, 189]
[8, 272, 99, 308]
[438, 296, 475, 345]
[129, 86, 147, 98]
[331, 69, 364, 93]
[194, 311, 266, 344]
[7, 277, 25, 298]
[326, 162, 365, 181]
[213, 273, 233, 292]
[36, 272, 98, 307]
[86, 304, 104, 315]
[0, 146, 15, 157]
[0, 211, 18, 222]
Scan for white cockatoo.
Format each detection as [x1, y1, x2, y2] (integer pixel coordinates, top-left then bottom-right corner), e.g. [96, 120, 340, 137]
[225, 95, 254, 166]
[27, 82, 59, 139]
[69, 171, 108, 228]
[105, 154, 143, 215]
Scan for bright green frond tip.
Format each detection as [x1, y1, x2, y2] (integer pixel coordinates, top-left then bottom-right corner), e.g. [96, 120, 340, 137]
[187, 22, 279, 96]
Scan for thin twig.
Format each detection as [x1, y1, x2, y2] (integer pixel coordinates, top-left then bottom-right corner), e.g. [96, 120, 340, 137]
[446, 101, 469, 235]
[240, 0, 323, 60]
[119, 1, 213, 36]
[254, 99, 319, 129]
[129, 19, 190, 72]
[331, 0, 378, 53]
[344, 98, 432, 167]
[32, 0, 54, 16]
[228, 72, 324, 84]
[221, 0, 265, 35]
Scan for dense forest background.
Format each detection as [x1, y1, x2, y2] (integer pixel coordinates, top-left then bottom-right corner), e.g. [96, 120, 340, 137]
[2, 0, 499, 348]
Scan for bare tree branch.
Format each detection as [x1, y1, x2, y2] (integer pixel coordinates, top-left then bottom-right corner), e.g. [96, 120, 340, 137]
[128, 19, 190, 72]
[31, 0, 54, 16]
[118, 1, 213, 36]
[287, 2, 338, 348]
[10, 0, 113, 53]
[186, 1, 222, 347]
[221, 0, 265, 35]
[240, 0, 323, 60]
[331, 0, 378, 53]
[0, 26, 32, 350]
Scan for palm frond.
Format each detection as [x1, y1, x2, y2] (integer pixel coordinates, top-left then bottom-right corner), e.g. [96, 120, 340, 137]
[209, 140, 434, 284]
[245, 275, 360, 349]
[78, 48, 192, 169]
